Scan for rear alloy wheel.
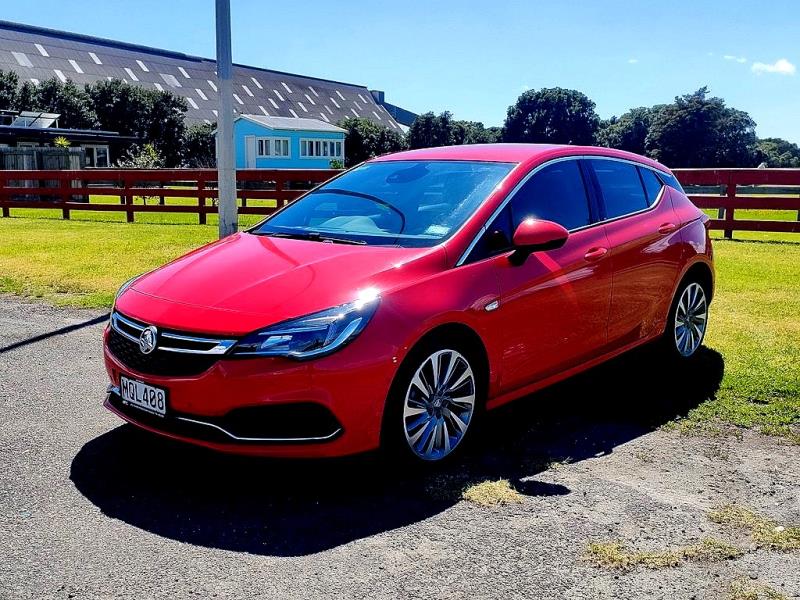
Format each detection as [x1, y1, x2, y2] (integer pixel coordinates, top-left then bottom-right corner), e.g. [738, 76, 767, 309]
[672, 281, 708, 357]
[402, 348, 477, 461]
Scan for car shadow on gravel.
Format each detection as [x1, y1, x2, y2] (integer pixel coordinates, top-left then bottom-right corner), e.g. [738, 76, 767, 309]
[70, 345, 724, 557]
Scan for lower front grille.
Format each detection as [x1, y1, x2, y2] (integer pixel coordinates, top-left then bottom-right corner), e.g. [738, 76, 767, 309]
[107, 327, 221, 377]
[107, 391, 342, 443]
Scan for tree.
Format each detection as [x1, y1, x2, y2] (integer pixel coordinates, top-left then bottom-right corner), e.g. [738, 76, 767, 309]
[756, 137, 800, 167]
[26, 77, 98, 129]
[502, 87, 599, 145]
[597, 106, 662, 155]
[116, 143, 163, 168]
[337, 117, 406, 167]
[407, 111, 456, 149]
[0, 69, 20, 109]
[182, 122, 216, 167]
[407, 112, 502, 149]
[645, 87, 758, 167]
[87, 79, 188, 167]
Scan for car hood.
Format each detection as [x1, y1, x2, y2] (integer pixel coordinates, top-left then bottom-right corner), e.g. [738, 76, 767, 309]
[115, 232, 445, 335]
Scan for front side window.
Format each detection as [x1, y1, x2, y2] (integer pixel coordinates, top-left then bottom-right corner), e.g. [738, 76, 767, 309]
[590, 159, 648, 219]
[253, 160, 514, 247]
[509, 160, 592, 231]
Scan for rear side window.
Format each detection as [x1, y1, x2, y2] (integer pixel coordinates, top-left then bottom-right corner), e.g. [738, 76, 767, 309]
[509, 160, 592, 230]
[590, 160, 648, 219]
[638, 167, 664, 205]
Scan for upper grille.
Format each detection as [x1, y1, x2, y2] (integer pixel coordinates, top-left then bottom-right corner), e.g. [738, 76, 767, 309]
[107, 311, 236, 377]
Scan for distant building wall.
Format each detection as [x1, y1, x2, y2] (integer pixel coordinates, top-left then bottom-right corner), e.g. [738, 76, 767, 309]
[233, 119, 344, 169]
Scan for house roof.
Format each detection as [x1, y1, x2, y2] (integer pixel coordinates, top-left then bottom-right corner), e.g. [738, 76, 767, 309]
[236, 114, 346, 134]
[0, 20, 405, 131]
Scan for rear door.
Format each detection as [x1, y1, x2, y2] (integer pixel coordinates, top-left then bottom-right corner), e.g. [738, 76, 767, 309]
[587, 159, 684, 347]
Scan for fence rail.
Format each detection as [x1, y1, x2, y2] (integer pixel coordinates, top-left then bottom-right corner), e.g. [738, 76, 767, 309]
[1, 167, 798, 237]
[674, 168, 800, 238]
[0, 168, 341, 224]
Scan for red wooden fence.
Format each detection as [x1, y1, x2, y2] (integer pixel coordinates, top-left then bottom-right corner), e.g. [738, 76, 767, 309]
[0, 168, 341, 224]
[673, 168, 800, 238]
[1, 167, 798, 237]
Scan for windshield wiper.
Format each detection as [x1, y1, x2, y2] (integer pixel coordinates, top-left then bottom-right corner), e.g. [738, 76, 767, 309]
[258, 231, 367, 245]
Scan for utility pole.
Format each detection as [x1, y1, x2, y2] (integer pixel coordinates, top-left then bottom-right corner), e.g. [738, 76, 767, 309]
[215, 0, 237, 237]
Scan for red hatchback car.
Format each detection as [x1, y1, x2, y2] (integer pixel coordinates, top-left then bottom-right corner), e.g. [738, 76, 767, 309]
[104, 144, 713, 463]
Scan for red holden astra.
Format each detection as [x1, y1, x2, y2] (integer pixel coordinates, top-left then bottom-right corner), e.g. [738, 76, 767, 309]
[104, 144, 713, 463]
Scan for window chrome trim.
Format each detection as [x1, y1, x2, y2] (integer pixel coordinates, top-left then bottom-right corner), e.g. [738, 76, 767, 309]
[110, 311, 236, 355]
[455, 155, 669, 266]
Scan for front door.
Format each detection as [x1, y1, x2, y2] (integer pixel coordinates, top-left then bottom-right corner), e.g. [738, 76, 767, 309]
[245, 135, 256, 168]
[493, 159, 612, 393]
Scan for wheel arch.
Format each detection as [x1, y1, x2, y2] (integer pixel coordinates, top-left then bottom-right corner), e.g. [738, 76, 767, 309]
[379, 321, 491, 444]
[681, 259, 714, 302]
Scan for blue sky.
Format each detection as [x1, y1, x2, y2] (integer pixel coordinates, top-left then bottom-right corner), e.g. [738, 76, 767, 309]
[4, 0, 799, 142]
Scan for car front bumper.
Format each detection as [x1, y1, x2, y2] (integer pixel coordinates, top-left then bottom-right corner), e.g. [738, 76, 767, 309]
[102, 326, 394, 458]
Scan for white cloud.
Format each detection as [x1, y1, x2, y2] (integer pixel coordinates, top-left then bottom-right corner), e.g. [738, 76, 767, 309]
[751, 58, 796, 75]
[724, 55, 747, 63]
[627, 58, 639, 64]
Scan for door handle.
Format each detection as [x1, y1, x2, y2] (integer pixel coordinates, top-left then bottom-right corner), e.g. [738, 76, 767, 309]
[658, 222, 677, 235]
[584, 247, 608, 262]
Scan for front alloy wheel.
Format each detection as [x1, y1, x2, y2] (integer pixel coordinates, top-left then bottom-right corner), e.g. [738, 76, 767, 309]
[673, 282, 708, 357]
[402, 349, 476, 461]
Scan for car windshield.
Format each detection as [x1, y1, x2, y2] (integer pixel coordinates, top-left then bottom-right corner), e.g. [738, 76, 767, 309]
[252, 160, 515, 247]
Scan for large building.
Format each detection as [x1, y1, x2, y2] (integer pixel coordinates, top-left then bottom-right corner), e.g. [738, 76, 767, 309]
[0, 20, 415, 133]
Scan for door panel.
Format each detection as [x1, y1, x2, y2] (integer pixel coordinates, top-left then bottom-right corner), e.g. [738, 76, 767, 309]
[496, 225, 612, 393]
[602, 189, 684, 346]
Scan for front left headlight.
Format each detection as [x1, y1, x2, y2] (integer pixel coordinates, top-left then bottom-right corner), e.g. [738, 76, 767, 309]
[230, 293, 380, 360]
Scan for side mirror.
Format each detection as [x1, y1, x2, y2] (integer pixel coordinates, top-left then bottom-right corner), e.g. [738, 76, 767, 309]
[510, 218, 569, 265]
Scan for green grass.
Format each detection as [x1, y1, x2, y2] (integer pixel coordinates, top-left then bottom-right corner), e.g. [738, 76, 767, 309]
[0, 213, 798, 437]
[7, 193, 276, 226]
[677, 239, 800, 437]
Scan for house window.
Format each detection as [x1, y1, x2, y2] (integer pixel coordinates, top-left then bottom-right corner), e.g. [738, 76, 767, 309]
[300, 138, 343, 159]
[256, 137, 290, 158]
[83, 145, 110, 168]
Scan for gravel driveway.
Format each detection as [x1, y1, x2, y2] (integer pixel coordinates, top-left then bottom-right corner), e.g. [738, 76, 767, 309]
[1, 296, 797, 599]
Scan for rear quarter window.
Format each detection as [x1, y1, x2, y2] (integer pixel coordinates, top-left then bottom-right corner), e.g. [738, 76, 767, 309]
[638, 167, 664, 205]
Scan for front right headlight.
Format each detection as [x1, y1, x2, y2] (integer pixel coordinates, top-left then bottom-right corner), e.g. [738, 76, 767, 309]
[230, 291, 380, 360]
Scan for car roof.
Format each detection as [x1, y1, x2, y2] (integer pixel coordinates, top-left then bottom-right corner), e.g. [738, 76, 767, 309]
[371, 143, 671, 173]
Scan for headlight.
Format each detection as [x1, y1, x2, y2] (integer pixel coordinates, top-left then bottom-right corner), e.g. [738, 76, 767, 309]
[230, 291, 380, 360]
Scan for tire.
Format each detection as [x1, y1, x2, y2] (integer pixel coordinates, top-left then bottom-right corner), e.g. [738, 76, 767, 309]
[382, 335, 484, 464]
[662, 277, 710, 359]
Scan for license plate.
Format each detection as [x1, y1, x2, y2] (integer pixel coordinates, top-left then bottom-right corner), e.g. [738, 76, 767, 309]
[119, 375, 167, 417]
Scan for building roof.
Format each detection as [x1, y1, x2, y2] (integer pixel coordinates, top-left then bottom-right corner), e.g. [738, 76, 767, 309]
[372, 143, 671, 172]
[236, 114, 346, 134]
[0, 20, 405, 131]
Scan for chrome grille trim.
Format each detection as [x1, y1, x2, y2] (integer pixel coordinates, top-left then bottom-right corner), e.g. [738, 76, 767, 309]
[110, 311, 237, 355]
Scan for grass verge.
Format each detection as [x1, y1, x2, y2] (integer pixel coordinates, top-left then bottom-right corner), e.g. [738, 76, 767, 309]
[671, 239, 800, 440]
[585, 538, 742, 570]
[709, 505, 800, 551]
[461, 479, 523, 507]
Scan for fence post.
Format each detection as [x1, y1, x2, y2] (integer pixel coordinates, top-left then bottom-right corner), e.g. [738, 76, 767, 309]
[123, 174, 134, 223]
[724, 175, 736, 240]
[60, 173, 70, 220]
[197, 174, 207, 225]
[0, 173, 7, 217]
[276, 175, 285, 207]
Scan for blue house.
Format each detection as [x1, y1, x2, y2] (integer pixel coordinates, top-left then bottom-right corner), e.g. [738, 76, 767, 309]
[231, 114, 346, 169]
